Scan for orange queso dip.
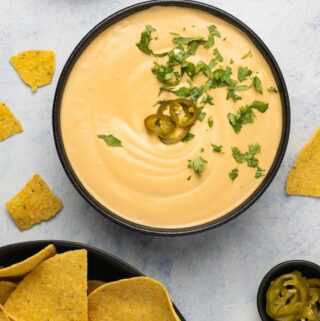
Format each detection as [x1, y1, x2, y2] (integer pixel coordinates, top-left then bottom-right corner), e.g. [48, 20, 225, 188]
[60, 6, 283, 228]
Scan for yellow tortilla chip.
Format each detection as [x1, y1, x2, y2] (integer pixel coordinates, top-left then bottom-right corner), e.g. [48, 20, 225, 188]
[6, 174, 63, 230]
[87, 280, 105, 295]
[287, 128, 320, 196]
[0, 305, 10, 321]
[10, 50, 55, 92]
[0, 282, 16, 305]
[0, 244, 56, 279]
[88, 276, 180, 321]
[0, 102, 23, 141]
[5, 249, 88, 321]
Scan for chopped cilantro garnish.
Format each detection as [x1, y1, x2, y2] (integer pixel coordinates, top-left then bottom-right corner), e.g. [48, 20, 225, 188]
[136, 25, 167, 57]
[238, 66, 252, 82]
[195, 61, 211, 78]
[213, 48, 223, 62]
[187, 175, 191, 180]
[231, 144, 264, 176]
[98, 134, 122, 147]
[197, 107, 206, 121]
[268, 86, 278, 93]
[227, 101, 269, 133]
[211, 144, 223, 153]
[201, 94, 214, 106]
[187, 156, 207, 175]
[230, 58, 234, 64]
[152, 62, 181, 86]
[252, 76, 263, 94]
[241, 51, 252, 59]
[205, 24, 221, 48]
[255, 167, 265, 178]
[181, 60, 196, 79]
[229, 168, 239, 181]
[227, 84, 249, 101]
[208, 116, 214, 128]
[182, 133, 195, 143]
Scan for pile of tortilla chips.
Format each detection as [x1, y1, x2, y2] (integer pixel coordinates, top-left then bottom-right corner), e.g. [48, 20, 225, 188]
[0, 244, 180, 321]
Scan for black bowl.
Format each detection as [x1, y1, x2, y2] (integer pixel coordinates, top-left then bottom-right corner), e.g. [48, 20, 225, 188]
[0, 240, 185, 320]
[53, 0, 290, 236]
[257, 260, 320, 321]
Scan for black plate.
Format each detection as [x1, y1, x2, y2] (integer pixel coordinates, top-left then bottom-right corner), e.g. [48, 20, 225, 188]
[53, 0, 290, 236]
[257, 260, 320, 321]
[0, 240, 185, 320]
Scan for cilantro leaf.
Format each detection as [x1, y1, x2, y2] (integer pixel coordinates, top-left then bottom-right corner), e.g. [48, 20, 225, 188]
[205, 24, 221, 48]
[241, 51, 252, 59]
[181, 61, 196, 78]
[201, 94, 214, 106]
[213, 48, 223, 62]
[229, 168, 239, 181]
[182, 133, 195, 143]
[197, 107, 206, 121]
[227, 106, 254, 133]
[255, 167, 265, 178]
[187, 156, 208, 175]
[195, 61, 212, 78]
[211, 144, 223, 153]
[98, 134, 122, 147]
[268, 86, 278, 93]
[251, 101, 269, 113]
[152, 62, 181, 86]
[208, 116, 214, 128]
[238, 66, 252, 82]
[136, 25, 167, 57]
[227, 84, 249, 101]
[252, 76, 263, 94]
[231, 144, 264, 176]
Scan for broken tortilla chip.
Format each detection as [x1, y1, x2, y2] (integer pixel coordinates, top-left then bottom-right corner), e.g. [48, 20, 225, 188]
[0, 244, 56, 279]
[0, 102, 23, 141]
[10, 50, 55, 92]
[87, 280, 105, 295]
[287, 128, 320, 197]
[5, 174, 63, 230]
[4, 249, 88, 321]
[0, 282, 16, 305]
[88, 276, 180, 321]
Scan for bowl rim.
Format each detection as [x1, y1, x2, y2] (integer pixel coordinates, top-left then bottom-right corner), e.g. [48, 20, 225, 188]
[0, 240, 186, 320]
[52, 0, 290, 236]
[257, 260, 320, 321]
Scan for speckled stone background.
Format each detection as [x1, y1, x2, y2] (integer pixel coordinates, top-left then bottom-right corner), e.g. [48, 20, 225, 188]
[0, 1, 319, 320]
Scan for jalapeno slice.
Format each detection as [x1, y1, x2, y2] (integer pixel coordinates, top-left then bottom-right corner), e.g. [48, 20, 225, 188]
[160, 126, 191, 145]
[169, 99, 198, 128]
[144, 114, 175, 139]
[266, 271, 309, 319]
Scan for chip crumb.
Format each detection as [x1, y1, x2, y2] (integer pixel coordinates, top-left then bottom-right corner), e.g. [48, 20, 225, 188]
[286, 127, 320, 197]
[10, 50, 55, 92]
[5, 174, 63, 230]
[0, 102, 23, 141]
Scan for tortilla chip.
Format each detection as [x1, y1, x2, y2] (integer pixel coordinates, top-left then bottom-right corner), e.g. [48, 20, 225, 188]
[287, 128, 320, 197]
[10, 50, 55, 92]
[5, 249, 88, 321]
[88, 276, 180, 321]
[87, 280, 105, 295]
[6, 174, 63, 230]
[0, 282, 16, 305]
[0, 244, 56, 279]
[0, 305, 10, 321]
[0, 102, 23, 141]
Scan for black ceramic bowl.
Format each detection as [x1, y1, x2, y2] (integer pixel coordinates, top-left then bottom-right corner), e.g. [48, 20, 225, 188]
[0, 240, 185, 320]
[257, 260, 320, 321]
[53, 0, 290, 236]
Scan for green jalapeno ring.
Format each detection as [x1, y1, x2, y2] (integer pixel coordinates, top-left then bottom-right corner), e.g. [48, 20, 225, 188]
[160, 126, 191, 145]
[169, 99, 198, 128]
[144, 114, 175, 139]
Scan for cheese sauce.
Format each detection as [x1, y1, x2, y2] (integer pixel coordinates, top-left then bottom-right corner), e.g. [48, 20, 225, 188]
[61, 6, 283, 228]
